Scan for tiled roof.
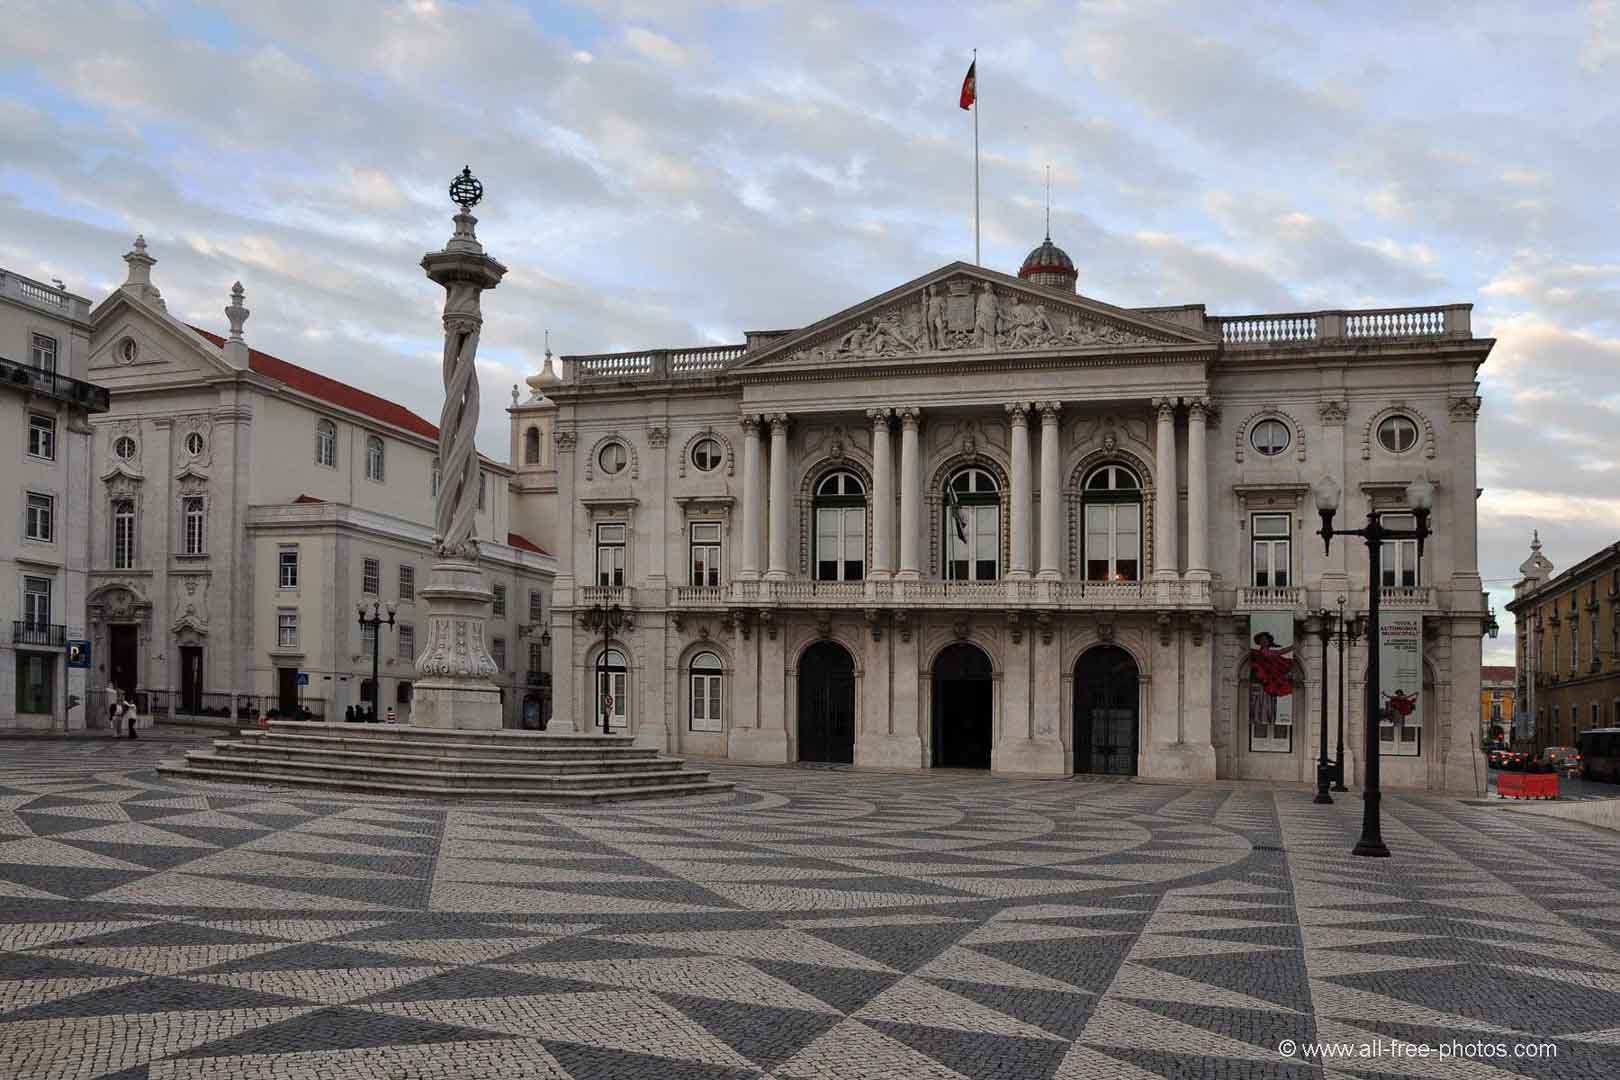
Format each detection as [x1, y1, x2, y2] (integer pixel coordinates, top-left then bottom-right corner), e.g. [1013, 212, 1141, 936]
[1481, 665, 1516, 682]
[293, 494, 325, 504]
[191, 326, 439, 441]
[507, 532, 550, 556]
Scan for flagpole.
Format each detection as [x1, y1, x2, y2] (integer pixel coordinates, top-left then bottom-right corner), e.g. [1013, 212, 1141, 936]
[973, 48, 980, 266]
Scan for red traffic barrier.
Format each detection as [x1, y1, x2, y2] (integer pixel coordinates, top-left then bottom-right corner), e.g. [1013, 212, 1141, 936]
[1497, 772, 1558, 799]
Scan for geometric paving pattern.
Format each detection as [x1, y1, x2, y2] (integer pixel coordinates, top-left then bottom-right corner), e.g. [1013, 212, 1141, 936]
[2, 736, 1620, 1079]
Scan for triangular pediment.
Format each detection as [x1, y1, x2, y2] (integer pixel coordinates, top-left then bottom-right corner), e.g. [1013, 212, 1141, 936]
[733, 262, 1217, 372]
[89, 288, 240, 380]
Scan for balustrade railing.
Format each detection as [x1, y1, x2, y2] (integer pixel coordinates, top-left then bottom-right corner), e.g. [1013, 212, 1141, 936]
[580, 585, 629, 608]
[570, 344, 745, 382]
[1380, 585, 1437, 609]
[1211, 304, 1468, 346]
[1236, 585, 1304, 609]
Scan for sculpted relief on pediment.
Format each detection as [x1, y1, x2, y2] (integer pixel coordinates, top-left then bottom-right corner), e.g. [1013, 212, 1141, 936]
[790, 278, 1163, 365]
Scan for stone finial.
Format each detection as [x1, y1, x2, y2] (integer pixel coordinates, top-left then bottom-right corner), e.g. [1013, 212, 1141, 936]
[225, 282, 250, 341]
[511, 384, 520, 406]
[122, 234, 164, 308]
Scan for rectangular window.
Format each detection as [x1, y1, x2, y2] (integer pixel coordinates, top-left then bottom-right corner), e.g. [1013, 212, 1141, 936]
[398, 624, 415, 661]
[492, 584, 506, 616]
[361, 621, 377, 655]
[277, 610, 298, 649]
[279, 548, 299, 589]
[596, 524, 626, 587]
[398, 565, 414, 602]
[1251, 513, 1291, 588]
[1593, 613, 1601, 667]
[112, 500, 136, 569]
[362, 557, 380, 596]
[1380, 513, 1419, 588]
[492, 637, 506, 671]
[691, 671, 723, 732]
[528, 641, 544, 673]
[529, 589, 543, 624]
[30, 333, 57, 373]
[946, 505, 997, 581]
[1380, 710, 1422, 756]
[15, 652, 53, 714]
[25, 493, 53, 542]
[22, 575, 52, 628]
[690, 522, 722, 587]
[815, 507, 866, 581]
[1248, 690, 1292, 753]
[1573, 621, 1580, 674]
[1085, 504, 1141, 582]
[1593, 702, 1601, 731]
[182, 496, 205, 554]
[27, 413, 55, 460]
[478, 472, 487, 511]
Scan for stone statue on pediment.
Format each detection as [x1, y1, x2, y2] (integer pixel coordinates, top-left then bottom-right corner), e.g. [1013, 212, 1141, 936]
[973, 282, 999, 349]
[1003, 295, 1059, 349]
[924, 285, 948, 350]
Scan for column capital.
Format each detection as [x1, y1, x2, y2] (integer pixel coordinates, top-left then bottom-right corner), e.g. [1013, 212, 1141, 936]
[739, 413, 760, 435]
[898, 407, 922, 430]
[1153, 397, 1176, 418]
[1187, 397, 1210, 420]
[768, 412, 790, 432]
[1036, 400, 1062, 423]
[1004, 402, 1030, 425]
[865, 407, 893, 428]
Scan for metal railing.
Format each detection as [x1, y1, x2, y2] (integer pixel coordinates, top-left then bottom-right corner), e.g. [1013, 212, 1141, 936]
[144, 689, 328, 721]
[0, 354, 111, 411]
[12, 621, 65, 647]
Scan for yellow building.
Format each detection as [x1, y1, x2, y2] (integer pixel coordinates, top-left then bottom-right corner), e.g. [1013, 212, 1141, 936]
[1506, 535, 1620, 751]
[1480, 665, 1514, 743]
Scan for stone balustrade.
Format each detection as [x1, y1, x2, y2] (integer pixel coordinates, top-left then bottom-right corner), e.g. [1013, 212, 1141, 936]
[1212, 304, 1470, 346]
[665, 576, 1213, 612]
[568, 344, 746, 382]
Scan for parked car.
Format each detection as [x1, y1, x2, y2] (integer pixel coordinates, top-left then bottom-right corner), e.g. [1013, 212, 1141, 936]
[1542, 746, 1583, 775]
[1487, 748, 1527, 770]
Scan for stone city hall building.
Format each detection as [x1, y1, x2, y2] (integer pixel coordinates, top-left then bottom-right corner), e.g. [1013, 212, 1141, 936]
[518, 235, 1494, 792]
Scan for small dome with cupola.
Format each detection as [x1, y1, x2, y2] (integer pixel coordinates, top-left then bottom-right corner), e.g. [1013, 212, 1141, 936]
[1018, 235, 1077, 293]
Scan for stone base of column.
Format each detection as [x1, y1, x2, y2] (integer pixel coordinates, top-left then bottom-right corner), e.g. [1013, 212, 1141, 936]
[412, 680, 503, 730]
[991, 738, 1069, 778]
[728, 727, 789, 764]
[411, 558, 501, 731]
[1140, 741, 1217, 782]
[893, 569, 920, 581]
[856, 733, 924, 769]
[1006, 569, 1031, 581]
[763, 569, 788, 582]
[1035, 569, 1062, 582]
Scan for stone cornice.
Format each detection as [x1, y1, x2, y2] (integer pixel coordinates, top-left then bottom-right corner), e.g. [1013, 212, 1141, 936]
[244, 502, 554, 574]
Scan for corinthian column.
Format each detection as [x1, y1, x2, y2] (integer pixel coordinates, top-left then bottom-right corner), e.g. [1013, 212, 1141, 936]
[1037, 401, 1062, 580]
[414, 167, 508, 730]
[1186, 398, 1209, 580]
[896, 408, 922, 579]
[1153, 397, 1177, 580]
[739, 415, 763, 580]
[766, 413, 790, 580]
[1007, 403, 1032, 579]
[868, 408, 894, 577]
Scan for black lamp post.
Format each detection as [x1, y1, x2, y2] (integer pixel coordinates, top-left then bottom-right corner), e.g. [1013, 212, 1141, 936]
[1314, 473, 1435, 858]
[1314, 610, 1334, 804]
[1332, 595, 1355, 792]
[586, 603, 624, 734]
[356, 598, 397, 722]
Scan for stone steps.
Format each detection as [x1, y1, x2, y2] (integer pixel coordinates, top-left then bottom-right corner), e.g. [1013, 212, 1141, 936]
[157, 721, 735, 803]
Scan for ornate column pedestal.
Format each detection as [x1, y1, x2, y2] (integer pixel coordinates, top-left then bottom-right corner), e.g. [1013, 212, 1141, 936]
[413, 168, 509, 731]
[413, 559, 502, 730]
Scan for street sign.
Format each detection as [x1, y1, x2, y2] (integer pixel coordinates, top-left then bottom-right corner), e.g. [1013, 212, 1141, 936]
[296, 672, 310, 686]
[66, 640, 91, 668]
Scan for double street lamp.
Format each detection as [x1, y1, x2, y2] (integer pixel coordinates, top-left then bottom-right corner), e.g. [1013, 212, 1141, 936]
[585, 603, 624, 735]
[1312, 597, 1365, 801]
[1313, 473, 1435, 858]
[356, 598, 397, 722]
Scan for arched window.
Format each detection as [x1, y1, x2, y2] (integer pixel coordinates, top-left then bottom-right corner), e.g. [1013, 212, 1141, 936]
[689, 651, 723, 732]
[112, 499, 136, 569]
[365, 435, 385, 482]
[595, 648, 628, 730]
[1082, 464, 1142, 582]
[813, 471, 866, 581]
[945, 467, 1000, 581]
[315, 419, 337, 468]
[524, 426, 541, 465]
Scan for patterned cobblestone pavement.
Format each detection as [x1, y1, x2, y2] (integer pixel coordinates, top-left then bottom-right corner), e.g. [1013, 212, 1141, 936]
[3, 735, 1620, 1079]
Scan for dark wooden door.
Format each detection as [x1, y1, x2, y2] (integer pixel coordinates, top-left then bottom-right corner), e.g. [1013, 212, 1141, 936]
[278, 667, 300, 715]
[1075, 645, 1139, 775]
[932, 643, 994, 769]
[180, 646, 204, 715]
[110, 625, 138, 697]
[798, 642, 855, 764]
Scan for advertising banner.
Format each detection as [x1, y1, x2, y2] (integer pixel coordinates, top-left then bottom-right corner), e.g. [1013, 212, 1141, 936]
[1378, 611, 1423, 751]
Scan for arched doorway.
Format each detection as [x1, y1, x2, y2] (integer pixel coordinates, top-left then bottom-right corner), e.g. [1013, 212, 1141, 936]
[1075, 645, 1139, 776]
[932, 643, 993, 768]
[798, 641, 855, 763]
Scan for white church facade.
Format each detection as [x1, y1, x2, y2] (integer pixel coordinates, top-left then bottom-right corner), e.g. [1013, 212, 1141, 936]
[521, 238, 1494, 793]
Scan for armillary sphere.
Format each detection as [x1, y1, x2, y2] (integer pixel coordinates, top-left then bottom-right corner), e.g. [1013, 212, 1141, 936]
[449, 166, 483, 211]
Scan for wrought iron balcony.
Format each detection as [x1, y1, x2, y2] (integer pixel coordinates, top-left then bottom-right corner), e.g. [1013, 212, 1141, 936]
[0, 354, 110, 412]
[12, 621, 66, 647]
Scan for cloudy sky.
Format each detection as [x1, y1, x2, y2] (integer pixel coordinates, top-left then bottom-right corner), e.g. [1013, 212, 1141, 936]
[5, 0, 1619, 663]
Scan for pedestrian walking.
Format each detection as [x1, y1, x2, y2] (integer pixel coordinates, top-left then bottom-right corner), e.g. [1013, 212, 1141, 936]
[106, 682, 120, 733]
[120, 694, 138, 740]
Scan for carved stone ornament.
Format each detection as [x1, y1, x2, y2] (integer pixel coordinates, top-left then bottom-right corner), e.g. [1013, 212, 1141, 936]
[1096, 620, 1115, 643]
[789, 277, 1162, 363]
[1156, 612, 1173, 646]
[1448, 395, 1482, 421]
[1007, 610, 1024, 644]
[894, 609, 913, 643]
[171, 576, 209, 632]
[415, 613, 499, 679]
[670, 610, 686, 632]
[646, 425, 669, 448]
[1036, 611, 1054, 645]
[952, 617, 971, 641]
[735, 608, 754, 639]
[554, 429, 577, 452]
[760, 609, 777, 640]
[815, 610, 832, 640]
[1318, 400, 1348, 424]
[865, 608, 884, 641]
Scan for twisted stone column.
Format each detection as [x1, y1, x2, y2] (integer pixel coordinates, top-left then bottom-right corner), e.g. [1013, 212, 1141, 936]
[414, 173, 508, 729]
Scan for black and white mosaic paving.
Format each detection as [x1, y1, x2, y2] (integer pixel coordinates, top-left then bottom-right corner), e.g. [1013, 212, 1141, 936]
[3, 735, 1620, 1079]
